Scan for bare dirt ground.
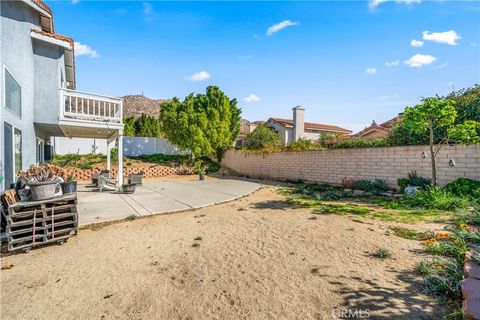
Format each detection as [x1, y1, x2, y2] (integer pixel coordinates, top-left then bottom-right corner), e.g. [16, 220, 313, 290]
[0, 186, 445, 320]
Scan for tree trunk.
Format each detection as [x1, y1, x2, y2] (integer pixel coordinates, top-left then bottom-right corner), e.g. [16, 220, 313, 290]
[429, 122, 437, 186]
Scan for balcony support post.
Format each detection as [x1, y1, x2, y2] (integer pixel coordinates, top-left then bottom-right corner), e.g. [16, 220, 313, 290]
[106, 140, 111, 172]
[117, 131, 123, 187]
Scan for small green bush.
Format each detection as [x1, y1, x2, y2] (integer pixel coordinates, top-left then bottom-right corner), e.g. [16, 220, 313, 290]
[330, 138, 390, 149]
[397, 171, 431, 192]
[452, 208, 480, 226]
[371, 247, 391, 259]
[244, 124, 281, 150]
[353, 179, 390, 194]
[444, 177, 480, 200]
[284, 138, 322, 151]
[401, 187, 472, 211]
[421, 257, 464, 300]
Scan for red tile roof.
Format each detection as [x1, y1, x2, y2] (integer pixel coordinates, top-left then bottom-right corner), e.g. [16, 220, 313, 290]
[269, 117, 352, 134]
[352, 116, 401, 138]
[31, 0, 52, 16]
[31, 28, 73, 48]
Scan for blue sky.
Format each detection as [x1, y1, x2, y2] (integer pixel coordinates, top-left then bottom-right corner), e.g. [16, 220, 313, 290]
[49, 0, 479, 132]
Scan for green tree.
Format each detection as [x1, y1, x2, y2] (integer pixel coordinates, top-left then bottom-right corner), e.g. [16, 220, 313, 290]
[134, 114, 161, 137]
[446, 85, 480, 128]
[244, 124, 280, 149]
[159, 86, 241, 161]
[123, 116, 136, 136]
[403, 97, 480, 186]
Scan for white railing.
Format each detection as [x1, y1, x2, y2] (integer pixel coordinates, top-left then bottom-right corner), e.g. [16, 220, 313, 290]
[59, 88, 123, 124]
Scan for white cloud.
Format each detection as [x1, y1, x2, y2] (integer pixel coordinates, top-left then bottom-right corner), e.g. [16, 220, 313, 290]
[404, 54, 436, 67]
[238, 55, 252, 60]
[410, 39, 424, 47]
[385, 60, 400, 67]
[369, 0, 421, 8]
[471, 42, 478, 48]
[74, 42, 99, 58]
[185, 71, 211, 82]
[266, 20, 298, 36]
[365, 67, 377, 75]
[422, 30, 461, 46]
[244, 94, 261, 103]
[71, 0, 79, 4]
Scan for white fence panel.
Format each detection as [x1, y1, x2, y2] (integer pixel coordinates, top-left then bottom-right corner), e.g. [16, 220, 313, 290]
[122, 137, 187, 156]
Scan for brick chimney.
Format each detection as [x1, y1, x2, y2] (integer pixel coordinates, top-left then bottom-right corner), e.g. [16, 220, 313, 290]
[292, 106, 305, 142]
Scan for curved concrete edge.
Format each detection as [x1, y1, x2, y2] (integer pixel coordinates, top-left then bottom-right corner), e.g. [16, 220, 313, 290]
[77, 178, 261, 226]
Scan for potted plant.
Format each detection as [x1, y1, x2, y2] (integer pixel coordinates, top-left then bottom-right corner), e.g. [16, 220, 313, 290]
[61, 175, 77, 194]
[18, 164, 65, 200]
[194, 160, 207, 181]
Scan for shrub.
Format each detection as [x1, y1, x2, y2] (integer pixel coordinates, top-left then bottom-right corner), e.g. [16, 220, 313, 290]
[402, 187, 471, 211]
[452, 208, 480, 226]
[444, 177, 480, 200]
[397, 171, 432, 192]
[244, 124, 281, 150]
[421, 257, 464, 300]
[329, 138, 390, 149]
[353, 180, 373, 192]
[371, 247, 391, 259]
[284, 138, 322, 151]
[353, 179, 390, 194]
[341, 178, 356, 190]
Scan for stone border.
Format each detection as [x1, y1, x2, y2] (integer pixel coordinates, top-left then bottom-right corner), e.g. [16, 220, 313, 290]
[462, 247, 480, 319]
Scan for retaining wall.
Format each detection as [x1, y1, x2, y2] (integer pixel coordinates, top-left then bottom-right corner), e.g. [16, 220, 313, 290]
[221, 145, 480, 186]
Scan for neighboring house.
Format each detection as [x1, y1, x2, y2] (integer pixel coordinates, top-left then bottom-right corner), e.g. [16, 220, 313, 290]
[351, 116, 400, 139]
[266, 106, 352, 145]
[0, 0, 124, 190]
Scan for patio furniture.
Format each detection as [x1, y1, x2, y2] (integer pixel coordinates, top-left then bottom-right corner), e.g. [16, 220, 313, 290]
[97, 174, 118, 192]
[92, 170, 110, 186]
[128, 173, 144, 186]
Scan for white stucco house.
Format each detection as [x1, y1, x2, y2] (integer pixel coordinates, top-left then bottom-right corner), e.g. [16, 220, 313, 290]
[267, 106, 352, 145]
[0, 0, 124, 190]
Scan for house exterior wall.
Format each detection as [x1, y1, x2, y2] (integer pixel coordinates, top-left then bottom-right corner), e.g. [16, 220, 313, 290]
[32, 38, 64, 125]
[1, 0, 41, 189]
[222, 145, 480, 187]
[267, 119, 291, 145]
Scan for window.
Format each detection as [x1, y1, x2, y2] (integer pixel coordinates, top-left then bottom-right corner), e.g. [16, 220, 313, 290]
[4, 67, 22, 117]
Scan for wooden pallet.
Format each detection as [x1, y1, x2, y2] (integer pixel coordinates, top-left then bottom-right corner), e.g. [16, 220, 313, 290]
[5, 194, 78, 252]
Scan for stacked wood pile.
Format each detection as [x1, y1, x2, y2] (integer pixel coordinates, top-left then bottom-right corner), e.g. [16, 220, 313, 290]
[2, 193, 78, 252]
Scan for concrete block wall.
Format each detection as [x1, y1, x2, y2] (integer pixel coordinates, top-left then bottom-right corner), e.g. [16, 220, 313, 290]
[221, 145, 480, 186]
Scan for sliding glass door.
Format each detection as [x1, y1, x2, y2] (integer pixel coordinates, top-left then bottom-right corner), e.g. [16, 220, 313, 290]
[3, 122, 22, 189]
[4, 123, 13, 188]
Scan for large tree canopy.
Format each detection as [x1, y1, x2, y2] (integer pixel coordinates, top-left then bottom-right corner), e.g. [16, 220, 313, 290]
[159, 86, 241, 160]
[388, 85, 480, 146]
[402, 97, 479, 186]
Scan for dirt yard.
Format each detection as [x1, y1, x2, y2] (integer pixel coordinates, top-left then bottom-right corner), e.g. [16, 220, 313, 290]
[1, 186, 445, 320]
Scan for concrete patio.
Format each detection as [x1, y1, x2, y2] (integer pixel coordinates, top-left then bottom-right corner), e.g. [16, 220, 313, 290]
[77, 177, 260, 225]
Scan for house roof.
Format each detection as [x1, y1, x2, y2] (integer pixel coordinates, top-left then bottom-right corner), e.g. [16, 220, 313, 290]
[31, 28, 73, 48]
[269, 117, 352, 134]
[352, 116, 400, 138]
[31, 0, 52, 16]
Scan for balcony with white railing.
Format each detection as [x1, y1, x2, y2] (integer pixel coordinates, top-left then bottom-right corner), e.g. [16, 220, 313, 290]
[59, 88, 123, 125]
